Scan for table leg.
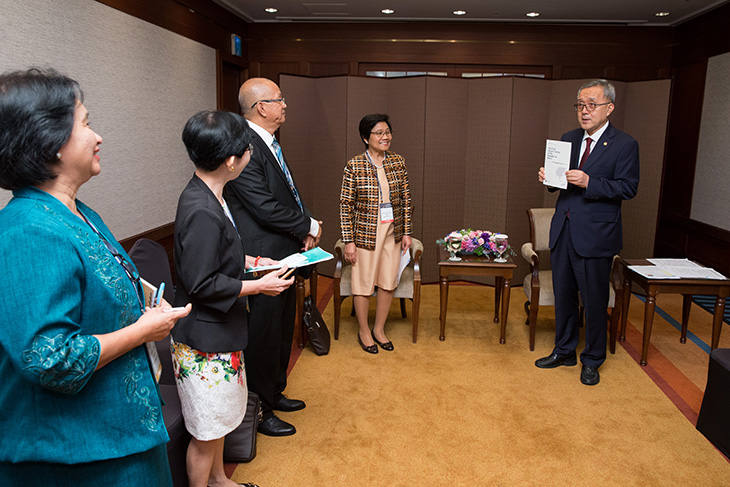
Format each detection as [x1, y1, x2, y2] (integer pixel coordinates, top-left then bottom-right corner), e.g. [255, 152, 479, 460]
[711, 296, 726, 350]
[680, 294, 692, 344]
[439, 275, 449, 341]
[640, 293, 657, 366]
[500, 278, 511, 344]
[619, 267, 632, 342]
[493, 277, 502, 324]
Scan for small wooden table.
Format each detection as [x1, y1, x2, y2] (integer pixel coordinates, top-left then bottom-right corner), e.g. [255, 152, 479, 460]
[438, 248, 516, 343]
[618, 258, 730, 366]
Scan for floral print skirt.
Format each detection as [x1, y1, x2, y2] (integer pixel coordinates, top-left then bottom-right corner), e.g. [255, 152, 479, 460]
[171, 340, 247, 441]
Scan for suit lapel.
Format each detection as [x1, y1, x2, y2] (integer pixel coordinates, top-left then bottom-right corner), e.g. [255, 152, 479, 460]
[252, 133, 301, 205]
[582, 124, 615, 172]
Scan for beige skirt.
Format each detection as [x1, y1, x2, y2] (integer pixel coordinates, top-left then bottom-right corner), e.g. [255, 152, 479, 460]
[351, 220, 400, 295]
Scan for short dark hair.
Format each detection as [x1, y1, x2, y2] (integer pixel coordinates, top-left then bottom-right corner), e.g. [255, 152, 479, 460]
[358, 113, 392, 148]
[182, 111, 252, 172]
[0, 68, 82, 190]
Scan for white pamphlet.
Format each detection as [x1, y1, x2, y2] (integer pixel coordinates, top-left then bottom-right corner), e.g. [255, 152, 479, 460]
[543, 139, 572, 189]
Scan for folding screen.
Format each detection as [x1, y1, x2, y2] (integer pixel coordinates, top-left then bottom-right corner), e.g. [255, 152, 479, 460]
[280, 75, 669, 284]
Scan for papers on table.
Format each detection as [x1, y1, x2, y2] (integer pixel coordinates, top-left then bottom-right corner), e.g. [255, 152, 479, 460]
[245, 247, 334, 273]
[629, 258, 728, 280]
[543, 139, 572, 189]
[627, 266, 680, 279]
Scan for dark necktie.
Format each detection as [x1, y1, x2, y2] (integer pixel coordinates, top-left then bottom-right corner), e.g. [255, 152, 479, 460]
[578, 137, 593, 170]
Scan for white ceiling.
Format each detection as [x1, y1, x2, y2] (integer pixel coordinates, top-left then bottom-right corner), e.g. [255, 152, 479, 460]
[214, 0, 729, 26]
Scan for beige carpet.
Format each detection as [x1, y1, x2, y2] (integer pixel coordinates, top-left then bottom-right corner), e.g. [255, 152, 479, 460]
[233, 284, 730, 486]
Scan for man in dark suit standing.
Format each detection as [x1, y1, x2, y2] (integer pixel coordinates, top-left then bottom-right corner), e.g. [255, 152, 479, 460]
[226, 78, 322, 436]
[535, 79, 639, 385]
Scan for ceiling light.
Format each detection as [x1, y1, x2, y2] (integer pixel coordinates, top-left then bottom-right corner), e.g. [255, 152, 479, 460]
[655, 12, 670, 17]
[453, 10, 467, 16]
[381, 9, 394, 15]
[264, 8, 277, 14]
[526, 12, 540, 18]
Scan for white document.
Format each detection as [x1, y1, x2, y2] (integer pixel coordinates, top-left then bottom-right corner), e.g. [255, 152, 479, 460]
[397, 249, 411, 285]
[543, 139, 572, 189]
[628, 265, 680, 279]
[646, 258, 728, 279]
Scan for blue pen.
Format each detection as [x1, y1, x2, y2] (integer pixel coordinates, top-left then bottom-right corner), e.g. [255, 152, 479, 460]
[156, 282, 165, 307]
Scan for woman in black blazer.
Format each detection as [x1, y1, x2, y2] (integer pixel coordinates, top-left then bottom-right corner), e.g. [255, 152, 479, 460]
[171, 111, 293, 487]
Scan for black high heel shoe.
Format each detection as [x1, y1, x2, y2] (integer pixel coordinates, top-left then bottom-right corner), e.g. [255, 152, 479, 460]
[358, 333, 378, 354]
[371, 330, 394, 351]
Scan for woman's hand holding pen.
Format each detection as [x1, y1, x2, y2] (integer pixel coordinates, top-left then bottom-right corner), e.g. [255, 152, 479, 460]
[139, 299, 191, 342]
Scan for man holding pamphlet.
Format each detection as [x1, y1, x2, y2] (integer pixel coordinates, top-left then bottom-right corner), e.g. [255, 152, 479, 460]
[226, 78, 323, 436]
[536, 79, 640, 386]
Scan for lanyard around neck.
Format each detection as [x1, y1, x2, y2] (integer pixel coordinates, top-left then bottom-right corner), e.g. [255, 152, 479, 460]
[365, 150, 389, 203]
[79, 210, 145, 313]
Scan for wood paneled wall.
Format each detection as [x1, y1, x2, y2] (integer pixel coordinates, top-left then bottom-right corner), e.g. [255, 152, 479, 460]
[246, 22, 673, 82]
[656, 2, 730, 275]
[281, 75, 669, 284]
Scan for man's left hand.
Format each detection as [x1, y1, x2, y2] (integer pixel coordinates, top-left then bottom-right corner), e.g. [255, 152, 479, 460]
[565, 169, 589, 188]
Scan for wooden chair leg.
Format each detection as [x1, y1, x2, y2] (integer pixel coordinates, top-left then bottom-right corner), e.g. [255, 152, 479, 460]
[412, 281, 421, 343]
[295, 276, 306, 349]
[529, 298, 540, 351]
[400, 298, 407, 318]
[524, 300, 530, 325]
[333, 278, 342, 340]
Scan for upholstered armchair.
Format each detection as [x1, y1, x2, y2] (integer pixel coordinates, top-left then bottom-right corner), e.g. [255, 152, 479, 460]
[521, 209, 622, 353]
[333, 238, 423, 343]
[522, 208, 556, 351]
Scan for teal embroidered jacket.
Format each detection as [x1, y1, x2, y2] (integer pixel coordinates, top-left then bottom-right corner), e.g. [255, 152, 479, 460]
[0, 187, 168, 463]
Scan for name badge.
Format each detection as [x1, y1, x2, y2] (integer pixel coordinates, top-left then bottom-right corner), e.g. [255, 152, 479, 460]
[380, 203, 394, 223]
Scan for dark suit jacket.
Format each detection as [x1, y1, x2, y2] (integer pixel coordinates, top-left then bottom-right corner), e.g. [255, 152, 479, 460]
[549, 123, 640, 257]
[172, 175, 248, 353]
[225, 131, 313, 265]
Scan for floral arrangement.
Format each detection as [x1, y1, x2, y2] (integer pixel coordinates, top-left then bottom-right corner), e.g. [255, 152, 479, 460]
[436, 228, 514, 260]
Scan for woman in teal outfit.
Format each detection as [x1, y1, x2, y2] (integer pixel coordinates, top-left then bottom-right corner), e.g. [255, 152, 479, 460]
[0, 68, 191, 486]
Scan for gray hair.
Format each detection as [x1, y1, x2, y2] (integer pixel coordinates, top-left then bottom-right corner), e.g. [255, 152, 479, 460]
[577, 79, 615, 103]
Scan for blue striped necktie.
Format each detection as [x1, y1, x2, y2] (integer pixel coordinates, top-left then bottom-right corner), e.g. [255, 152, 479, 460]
[272, 138, 303, 212]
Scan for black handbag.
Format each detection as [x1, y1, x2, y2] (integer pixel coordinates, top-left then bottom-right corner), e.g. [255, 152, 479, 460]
[303, 294, 330, 355]
[223, 391, 262, 463]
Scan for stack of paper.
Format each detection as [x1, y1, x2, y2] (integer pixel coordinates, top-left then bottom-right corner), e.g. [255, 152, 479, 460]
[629, 258, 728, 280]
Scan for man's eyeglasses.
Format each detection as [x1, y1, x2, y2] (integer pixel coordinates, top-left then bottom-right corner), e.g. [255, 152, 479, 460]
[250, 98, 286, 109]
[371, 130, 392, 138]
[573, 102, 611, 112]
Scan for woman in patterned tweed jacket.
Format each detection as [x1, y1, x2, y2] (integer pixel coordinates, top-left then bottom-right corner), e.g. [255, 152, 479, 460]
[339, 113, 412, 354]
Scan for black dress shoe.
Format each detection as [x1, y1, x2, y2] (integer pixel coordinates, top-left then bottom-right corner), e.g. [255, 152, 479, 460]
[580, 365, 600, 385]
[358, 333, 378, 354]
[273, 395, 306, 412]
[535, 353, 578, 369]
[371, 330, 394, 351]
[257, 415, 296, 436]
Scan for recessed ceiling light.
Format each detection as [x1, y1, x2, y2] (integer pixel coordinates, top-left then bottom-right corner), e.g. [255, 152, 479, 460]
[264, 8, 278, 14]
[453, 10, 467, 16]
[381, 9, 394, 15]
[526, 12, 540, 18]
[655, 12, 670, 17]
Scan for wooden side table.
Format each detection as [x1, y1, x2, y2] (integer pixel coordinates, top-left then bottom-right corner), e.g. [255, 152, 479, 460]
[618, 258, 730, 366]
[437, 247, 516, 343]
